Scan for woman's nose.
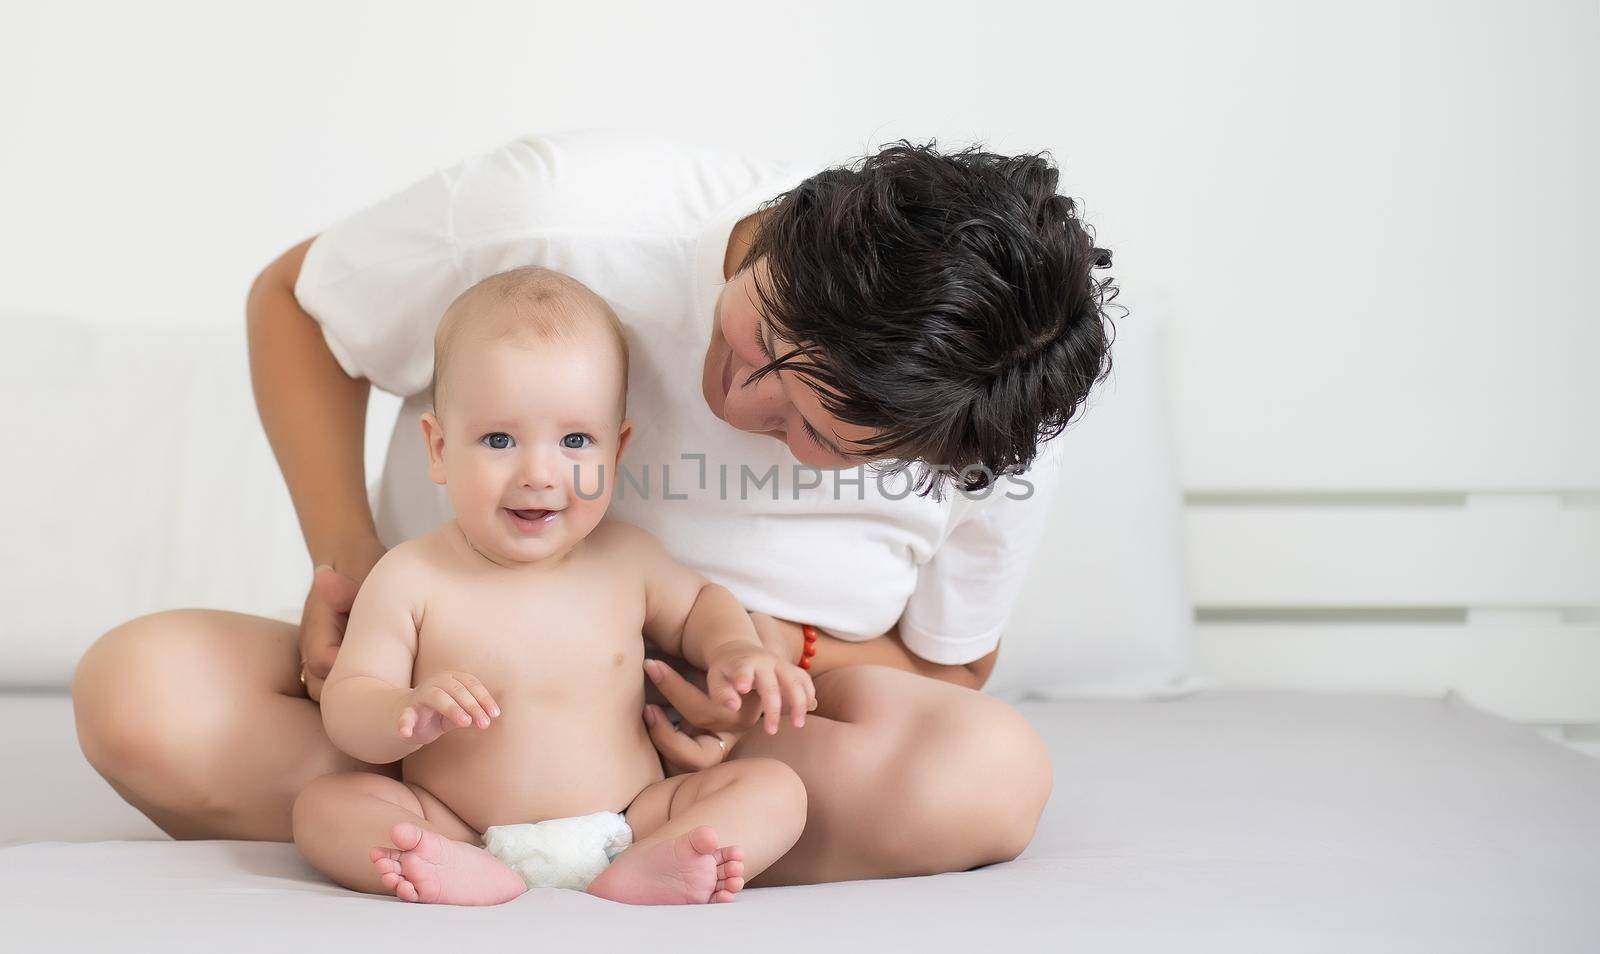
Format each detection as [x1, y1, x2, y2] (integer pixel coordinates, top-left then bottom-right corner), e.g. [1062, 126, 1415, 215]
[727, 362, 789, 428]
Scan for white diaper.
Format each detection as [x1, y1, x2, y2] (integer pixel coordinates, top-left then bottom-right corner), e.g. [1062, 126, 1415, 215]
[482, 811, 633, 891]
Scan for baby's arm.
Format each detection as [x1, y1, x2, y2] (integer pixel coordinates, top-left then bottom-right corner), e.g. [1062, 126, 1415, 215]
[320, 548, 497, 764]
[628, 528, 758, 670]
[618, 523, 812, 734]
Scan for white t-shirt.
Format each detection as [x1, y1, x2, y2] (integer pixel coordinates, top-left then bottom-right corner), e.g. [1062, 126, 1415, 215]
[294, 130, 1067, 665]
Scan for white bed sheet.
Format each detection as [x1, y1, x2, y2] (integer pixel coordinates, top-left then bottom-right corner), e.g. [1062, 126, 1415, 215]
[3, 690, 1597, 953]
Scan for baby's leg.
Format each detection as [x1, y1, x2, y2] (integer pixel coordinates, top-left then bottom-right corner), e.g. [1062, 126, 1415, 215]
[587, 758, 806, 904]
[292, 771, 524, 905]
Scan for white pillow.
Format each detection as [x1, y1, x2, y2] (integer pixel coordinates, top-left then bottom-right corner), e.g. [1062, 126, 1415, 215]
[983, 296, 1201, 700]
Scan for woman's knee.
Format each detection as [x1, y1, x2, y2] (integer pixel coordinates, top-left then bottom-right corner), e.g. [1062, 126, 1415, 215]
[73, 610, 259, 806]
[895, 697, 1053, 869]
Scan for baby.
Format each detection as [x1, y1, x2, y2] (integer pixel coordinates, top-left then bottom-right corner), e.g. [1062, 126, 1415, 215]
[292, 266, 814, 906]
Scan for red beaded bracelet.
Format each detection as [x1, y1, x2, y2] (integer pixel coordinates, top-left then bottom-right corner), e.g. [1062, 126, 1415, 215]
[799, 624, 819, 670]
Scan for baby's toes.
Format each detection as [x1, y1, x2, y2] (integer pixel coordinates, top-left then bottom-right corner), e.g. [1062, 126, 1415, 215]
[711, 889, 737, 903]
[394, 877, 420, 903]
[372, 856, 402, 878]
[686, 825, 719, 857]
[371, 845, 401, 864]
[716, 858, 745, 880]
[389, 821, 426, 853]
[716, 874, 746, 895]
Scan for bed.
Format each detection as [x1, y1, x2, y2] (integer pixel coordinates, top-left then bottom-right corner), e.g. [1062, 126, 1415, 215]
[4, 689, 1599, 952]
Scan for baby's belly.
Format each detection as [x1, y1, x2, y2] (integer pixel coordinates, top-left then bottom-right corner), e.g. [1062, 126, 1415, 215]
[402, 692, 665, 834]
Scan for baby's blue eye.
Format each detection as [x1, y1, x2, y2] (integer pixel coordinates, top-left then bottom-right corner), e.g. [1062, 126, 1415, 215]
[482, 433, 514, 450]
[562, 433, 591, 450]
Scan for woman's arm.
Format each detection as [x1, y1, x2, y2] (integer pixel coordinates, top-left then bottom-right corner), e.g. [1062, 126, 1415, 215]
[752, 614, 998, 691]
[247, 237, 389, 699]
[245, 237, 386, 576]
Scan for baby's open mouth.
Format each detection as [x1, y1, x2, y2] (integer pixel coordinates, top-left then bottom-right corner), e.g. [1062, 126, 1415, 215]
[508, 508, 556, 521]
[504, 507, 562, 533]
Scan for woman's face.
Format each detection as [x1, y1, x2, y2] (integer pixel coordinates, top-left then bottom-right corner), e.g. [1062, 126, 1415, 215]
[700, 258, 880, 469]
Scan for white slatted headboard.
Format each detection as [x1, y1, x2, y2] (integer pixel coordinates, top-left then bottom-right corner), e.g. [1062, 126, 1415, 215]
[1185, 490, 1600, 755]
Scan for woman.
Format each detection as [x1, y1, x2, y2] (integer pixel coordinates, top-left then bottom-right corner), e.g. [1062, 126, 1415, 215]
[72, 130, 1115, 887]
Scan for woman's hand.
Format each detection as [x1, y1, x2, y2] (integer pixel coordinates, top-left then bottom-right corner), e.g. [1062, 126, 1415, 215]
[641, 610, 819, 750]
[640, 655, 751, 775]
[298, 542, 387, 701]
[643, 657, 766, 735]
[640, 611, 821, 771]
[640, 704, 742, 776]
[642, 613, 819, 732]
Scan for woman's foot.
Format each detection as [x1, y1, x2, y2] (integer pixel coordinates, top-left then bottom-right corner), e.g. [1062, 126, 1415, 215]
[587, 825, 746, 904]
[369, 822, 526, 905]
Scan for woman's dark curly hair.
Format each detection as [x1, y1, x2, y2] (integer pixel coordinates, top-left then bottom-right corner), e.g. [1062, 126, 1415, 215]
[740, 140, 1118, 497]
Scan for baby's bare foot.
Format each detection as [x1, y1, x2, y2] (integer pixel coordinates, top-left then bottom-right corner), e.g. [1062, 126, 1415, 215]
[587, 825, 746, 905]
[368, 822, 526, 905]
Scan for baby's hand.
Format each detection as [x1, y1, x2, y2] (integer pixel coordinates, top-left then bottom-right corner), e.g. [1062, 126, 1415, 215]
[704, 643, 815, 736]
[396, 671, 501, 746]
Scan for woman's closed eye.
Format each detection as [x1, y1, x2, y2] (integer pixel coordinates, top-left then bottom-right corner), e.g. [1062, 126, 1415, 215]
[798, 417, 851, 459]
[799, 419, 827, 448]
[754, 320, 849, 459]
[755, 317, 775, 361]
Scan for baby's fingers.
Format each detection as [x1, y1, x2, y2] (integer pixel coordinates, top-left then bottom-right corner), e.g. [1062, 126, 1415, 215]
[398, 705, 418, 739]
[756, 668, 783, 735]
[706, 666, 741, 712]
[793, 667, 818, 712]
[782, 670, 810, 728]
[457, 674, 501, 720]
[424, 687, 472, 729]
[444, 676, 493, 728]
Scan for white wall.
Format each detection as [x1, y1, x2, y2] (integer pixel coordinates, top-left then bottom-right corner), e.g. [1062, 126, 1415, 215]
[4, 0, 1594, 494]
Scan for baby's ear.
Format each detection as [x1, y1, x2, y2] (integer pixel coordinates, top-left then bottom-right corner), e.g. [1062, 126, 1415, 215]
[614, 419, 634, 462]
[420, 411, 448, 485]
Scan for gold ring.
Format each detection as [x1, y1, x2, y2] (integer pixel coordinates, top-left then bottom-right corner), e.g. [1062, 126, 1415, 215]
[299, 664, 308, 689]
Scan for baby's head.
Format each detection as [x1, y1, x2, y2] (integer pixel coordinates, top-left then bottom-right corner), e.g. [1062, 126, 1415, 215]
[421, 266, 632, 569]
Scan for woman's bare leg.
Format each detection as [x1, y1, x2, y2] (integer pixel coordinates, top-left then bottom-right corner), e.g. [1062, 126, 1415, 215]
[730, 664, 1053, 887]
[72, 609, 394, 840]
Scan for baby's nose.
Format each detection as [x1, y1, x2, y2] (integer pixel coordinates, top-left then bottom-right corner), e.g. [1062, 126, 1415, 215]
[521, 452, 558, 488]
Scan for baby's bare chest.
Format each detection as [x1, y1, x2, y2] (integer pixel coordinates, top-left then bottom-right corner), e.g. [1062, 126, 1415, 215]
[413, 574, 648, 704]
